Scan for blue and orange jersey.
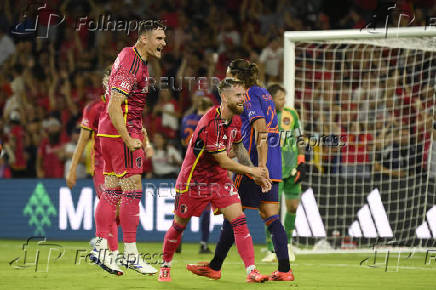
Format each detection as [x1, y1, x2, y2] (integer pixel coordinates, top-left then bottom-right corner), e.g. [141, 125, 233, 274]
[180, 112, 202, 147]
[240, 85, 282, 181]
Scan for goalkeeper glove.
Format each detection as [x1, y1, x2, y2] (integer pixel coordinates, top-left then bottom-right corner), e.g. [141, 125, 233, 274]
[294, 155, 308, 184]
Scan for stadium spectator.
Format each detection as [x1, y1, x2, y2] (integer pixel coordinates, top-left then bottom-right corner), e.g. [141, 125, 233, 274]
[374, 128, 421, 178]
[151, 133, 182, 179]
[341, 121, 373, 179]
[259, 36, 283, 83]
[36, 117, 67, 178]
[153, 88, 181, 139]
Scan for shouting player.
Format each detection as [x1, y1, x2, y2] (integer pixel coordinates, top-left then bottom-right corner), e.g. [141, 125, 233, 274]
[91, 20, 166, 275]
[188, 59, 295, 281]
[158, 78, 271, 283]
[262, 84, 307, 263]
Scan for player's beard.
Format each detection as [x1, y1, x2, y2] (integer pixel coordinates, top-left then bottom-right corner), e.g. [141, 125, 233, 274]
[228, 102, 244, 115]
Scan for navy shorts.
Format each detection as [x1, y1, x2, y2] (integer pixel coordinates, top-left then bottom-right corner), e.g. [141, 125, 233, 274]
[234, 174, 279, 209]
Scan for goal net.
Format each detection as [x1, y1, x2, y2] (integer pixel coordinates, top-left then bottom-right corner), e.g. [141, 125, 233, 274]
[284, 27, 436, 251]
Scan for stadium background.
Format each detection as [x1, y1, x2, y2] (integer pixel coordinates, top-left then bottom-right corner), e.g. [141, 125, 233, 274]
[0, 0, 435, 246]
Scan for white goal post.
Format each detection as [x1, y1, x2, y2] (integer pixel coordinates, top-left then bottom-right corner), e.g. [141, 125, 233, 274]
[283, 26, 436, 252]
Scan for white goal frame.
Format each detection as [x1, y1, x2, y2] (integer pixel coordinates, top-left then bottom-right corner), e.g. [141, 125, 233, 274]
[284, 26, 436, 108]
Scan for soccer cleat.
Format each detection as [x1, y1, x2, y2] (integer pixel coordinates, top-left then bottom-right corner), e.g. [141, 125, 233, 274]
[288, 244, 296, 262]
[123, 253, 158, 275]
[268, 269, 295, 281]
[246, 269, 269, 283]
[158, 266, 171, 282]
[261, 251, 277, 263]
[89, 247, 124, 276]
[186, 262, 221, 280]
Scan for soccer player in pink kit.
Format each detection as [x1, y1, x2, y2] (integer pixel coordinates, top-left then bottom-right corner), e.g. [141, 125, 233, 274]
[92, 20, 166, 276]
[66, 68, 122, 254]
[158, 78, 271, 283]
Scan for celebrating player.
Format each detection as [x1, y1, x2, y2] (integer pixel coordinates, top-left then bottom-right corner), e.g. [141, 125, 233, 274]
[91, 20, 166, 276]
[180, 97, 214, 254]
[158, 78, 271, 283]
[66, 67, 122, 257]
[262, 84, 307, 263]
[188, 59, 295, 281]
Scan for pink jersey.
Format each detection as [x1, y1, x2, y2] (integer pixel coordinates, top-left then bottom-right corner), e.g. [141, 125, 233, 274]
[98, 46, 149, 138]
[81, 97, 105, 172]
[176, 106, 243, 194]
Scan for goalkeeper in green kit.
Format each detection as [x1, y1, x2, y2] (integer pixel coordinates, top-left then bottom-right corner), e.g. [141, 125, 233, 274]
[262, 84, 307, 263]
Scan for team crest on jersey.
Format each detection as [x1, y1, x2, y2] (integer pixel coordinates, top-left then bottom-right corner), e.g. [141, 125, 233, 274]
[136, 157, 142, 168]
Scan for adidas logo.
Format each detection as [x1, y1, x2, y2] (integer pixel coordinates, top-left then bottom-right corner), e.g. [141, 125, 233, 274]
[416, 205, 436, 239]
[223, 135, 227, 140]
[293, 188, 326, 237]
[348, 189, 393, 238]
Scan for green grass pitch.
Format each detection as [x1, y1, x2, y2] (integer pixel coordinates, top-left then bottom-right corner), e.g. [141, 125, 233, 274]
[1, 240, 435, 289]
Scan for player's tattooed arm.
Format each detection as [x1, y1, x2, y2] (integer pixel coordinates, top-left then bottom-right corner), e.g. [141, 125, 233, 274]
[108, 91, 142, 151]
[233, 141, 254, 167]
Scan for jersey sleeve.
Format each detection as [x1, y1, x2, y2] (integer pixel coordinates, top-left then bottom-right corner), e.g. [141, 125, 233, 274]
[201, 120, 226, 154]
[246, 89, 265, 124]
[111, 51, 136, 96]
[81, 103, 96, 131]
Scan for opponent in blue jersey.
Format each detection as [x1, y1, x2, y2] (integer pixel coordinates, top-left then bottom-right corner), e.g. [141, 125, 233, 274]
[187, 59, 294, 282]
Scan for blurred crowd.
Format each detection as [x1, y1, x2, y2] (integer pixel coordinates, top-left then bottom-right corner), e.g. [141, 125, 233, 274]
[0, 0, 434, 179]
[295, 42, 435, 180]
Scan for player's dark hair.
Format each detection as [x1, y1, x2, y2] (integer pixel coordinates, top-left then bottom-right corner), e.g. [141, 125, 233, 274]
[217, 78, 244, 95]
[267, 83, 285, 97]
[139, 19, 167, 35]
[227, 59, 260, 88]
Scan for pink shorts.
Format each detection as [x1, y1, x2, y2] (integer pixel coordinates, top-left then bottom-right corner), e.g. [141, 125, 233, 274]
[100, 136, 144, 178]
[174, 181, 240, 219]
[93, 167, 105, 198]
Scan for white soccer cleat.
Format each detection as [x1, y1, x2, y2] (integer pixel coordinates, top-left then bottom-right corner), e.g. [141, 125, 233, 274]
[261, 251, 277, 263]
[89, 238, 124, 276]
[288, 244, 296, 262]
[123, 253, 158, 275]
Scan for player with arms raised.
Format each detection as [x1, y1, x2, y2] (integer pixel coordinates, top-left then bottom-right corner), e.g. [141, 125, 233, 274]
[158, 78, 271, 283]
[91, 20, 166, 276]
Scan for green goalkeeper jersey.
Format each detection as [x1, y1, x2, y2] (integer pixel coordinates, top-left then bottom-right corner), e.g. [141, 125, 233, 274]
[278, 107, 300, 179]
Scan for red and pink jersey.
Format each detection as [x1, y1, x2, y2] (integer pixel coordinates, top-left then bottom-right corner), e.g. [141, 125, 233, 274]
[81, 97, 105, 172]
[176, 106, 243, 193]
[98, 46, 149, 138]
